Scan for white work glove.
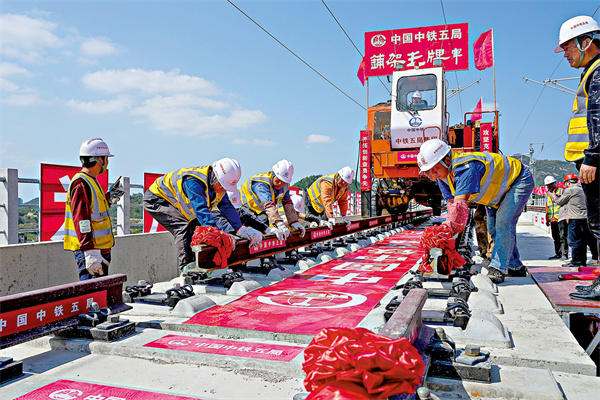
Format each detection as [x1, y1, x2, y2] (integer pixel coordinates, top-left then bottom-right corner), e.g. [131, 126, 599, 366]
[291, 222, 306, 238]
[276, 222, 291, 240]
[84, 249, 108, 276]
[268, 227, 285, 241]
[309, 221, 319, 228]
[236, 226, 263, 248]
[320, 219, 333, 230]
[342, 215, 351, 227]
[328, 218, 337, 228]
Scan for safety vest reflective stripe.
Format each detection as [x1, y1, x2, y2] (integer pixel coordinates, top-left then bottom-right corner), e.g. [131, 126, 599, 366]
[308, 174, 347, 214]
[64, 172, 114, 251]
[447, 151, 522, 208]
[240, 172, 288, 214]
[565, 58, 600, 161]
[148, 166, 212, 221]
[546, 187, 563, 220]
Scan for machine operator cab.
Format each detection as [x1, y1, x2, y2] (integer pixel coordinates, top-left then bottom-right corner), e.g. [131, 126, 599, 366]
[390, 67, 447, 150]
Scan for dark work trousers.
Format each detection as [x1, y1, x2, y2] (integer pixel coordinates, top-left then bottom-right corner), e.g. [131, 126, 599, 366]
[73, 250, 111, 281]
[567, 219, 588, 266]
[306, 203, 326, 220]
[582, 220, 599, 260]
[579, 162, 600, 243]
[550, 220, 569, 258]
[143, 190, 199, 269]
[240, 205, 269, 226]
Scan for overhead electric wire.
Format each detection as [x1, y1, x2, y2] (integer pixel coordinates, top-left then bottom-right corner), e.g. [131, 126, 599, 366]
[321, 0, 391, 96]
[440, 0, 464, 115]
[511, 4, 600, 156]
[225, 0, 366, 110]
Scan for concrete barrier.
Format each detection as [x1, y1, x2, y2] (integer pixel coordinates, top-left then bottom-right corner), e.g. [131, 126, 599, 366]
[0, 232, 177, 296]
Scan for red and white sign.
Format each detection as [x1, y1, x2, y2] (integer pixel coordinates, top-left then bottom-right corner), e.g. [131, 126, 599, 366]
[40, 164, 109, 242]
[356, 194, 362, 216]
[346, 222, 360, 232]
[332, 203, 340, 217]
[311, 228, 332, 240]
[143, 172, 167, 233]
[359, 130, 372, 191]
[249, 238, 287, 254]
[289, 186, 300, 196]
[480, 122, 493, 152]
[346, 192, 354, 215]
[14, 380, 202, 400]
[364, 23, 469, 77]
[0, 291, 107, 337]
[369, 220, 378, 227]
[397, 151, 419, 163]
[385, 216, 392, 223]
[144, 335, 304, 362]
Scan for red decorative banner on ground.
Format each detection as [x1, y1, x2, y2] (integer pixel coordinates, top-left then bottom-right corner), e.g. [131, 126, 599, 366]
[365, 23, 469, 77]
[144, 335, 304, 362]
[40, 163, 108, 242]
[144, 172, 168, 233]
[480, 122, 493, 152]
[14, 380, 202, 400]
[0, 291, 107, 337]
[359, 130, 372, 191]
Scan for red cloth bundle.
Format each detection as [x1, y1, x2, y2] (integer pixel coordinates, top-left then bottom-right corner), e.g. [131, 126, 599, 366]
[418, 224, 466, 274]
[303, 327, 425, 400]
[190, 226, 234, 269]
[558, 273, 598, 280]
[578, 266, 600, 274]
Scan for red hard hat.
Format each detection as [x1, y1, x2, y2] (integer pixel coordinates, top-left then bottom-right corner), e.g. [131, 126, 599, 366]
[564, 173, 578, 182]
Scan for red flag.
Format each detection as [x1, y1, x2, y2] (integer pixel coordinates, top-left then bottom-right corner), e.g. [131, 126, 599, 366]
[471, 97, 482, 121]
[357, 56, 366, 86]
[473, 29, 494, 70]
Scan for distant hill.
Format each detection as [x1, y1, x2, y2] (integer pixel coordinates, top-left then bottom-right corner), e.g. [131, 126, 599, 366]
[509, 155, 578, 187]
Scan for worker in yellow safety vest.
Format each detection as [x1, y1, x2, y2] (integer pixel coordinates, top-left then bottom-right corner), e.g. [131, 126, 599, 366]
[240, 159, 305, 240]
[64, 138, 123, 280]
[418, 139, 534, 284]
[544, 175, 568, 260]
[143, 158, 263, 271]
[307, 166, 355, 230]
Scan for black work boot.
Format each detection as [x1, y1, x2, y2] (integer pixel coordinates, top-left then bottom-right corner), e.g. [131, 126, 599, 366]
[486, 266, 505, 284]
[569, 280, 600, 301]
[575, 276, 600, 292]
[507, 267, 527, 277]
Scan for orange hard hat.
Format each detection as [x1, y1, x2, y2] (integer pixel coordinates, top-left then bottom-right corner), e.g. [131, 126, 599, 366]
[564, 173, 578, 182]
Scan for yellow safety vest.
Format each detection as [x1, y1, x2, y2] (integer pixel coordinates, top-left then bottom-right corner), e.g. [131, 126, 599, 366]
[546, 187, 564, 222]
[240, 171, 288, 214]
[446, 151, 522, 208]
[565, 58, 600, 162]
[64, 172, 114, 251]
[308, 173, 348, 214]
[149, 166, 222, 221]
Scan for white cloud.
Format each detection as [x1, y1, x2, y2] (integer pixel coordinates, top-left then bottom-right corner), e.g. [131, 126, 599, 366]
[232, 138, 277, 146]
[80, 37, 119, 57]
[306, 134, 335, 144]
[1, 77, 20, 92]
[82, 68, 220, 96]
[2, 92, 50, 106]
[1, 62, 34, 77]
[233, 139, 250, 145]
[66, 96, 133, 114]
[0, 14, 64, 63]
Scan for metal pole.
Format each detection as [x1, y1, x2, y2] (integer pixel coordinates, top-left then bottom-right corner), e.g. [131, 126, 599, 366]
[117, 176, 131, 236]
[0, 169, 19, 245]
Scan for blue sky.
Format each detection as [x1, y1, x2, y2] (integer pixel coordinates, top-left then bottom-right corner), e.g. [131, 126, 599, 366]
[1, 0, 599, 201]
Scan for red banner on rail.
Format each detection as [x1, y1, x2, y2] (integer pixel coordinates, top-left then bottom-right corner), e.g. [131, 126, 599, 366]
[40, 163, 108, 242]
[364, 23, 469, 77]
[143, 172, 167, 233]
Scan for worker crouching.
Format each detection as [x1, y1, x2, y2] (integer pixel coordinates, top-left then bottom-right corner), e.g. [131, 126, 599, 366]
[307, 166, 355, 229]
[417, 139, 534, 284]
[143, 158, 263, 272]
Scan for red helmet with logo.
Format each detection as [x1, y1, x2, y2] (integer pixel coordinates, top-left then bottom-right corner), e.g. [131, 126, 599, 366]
[564, 173, 578, 182]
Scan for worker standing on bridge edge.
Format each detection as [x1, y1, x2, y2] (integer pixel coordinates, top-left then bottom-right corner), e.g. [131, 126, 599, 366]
[417, 139, 534, 284]
[64, 138, 123, 281]
[544, 175, 568, 261]
[143, 158, 263, 272]
[555, 16, 600, 301]
[240, 159, 306, 239]
[307, 167, 355, 230]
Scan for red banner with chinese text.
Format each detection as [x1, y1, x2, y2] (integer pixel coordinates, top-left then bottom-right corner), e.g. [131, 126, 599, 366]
[359, 130, 372, 191]
[480, 122, 493, 152]
[364, 23, 469, 77]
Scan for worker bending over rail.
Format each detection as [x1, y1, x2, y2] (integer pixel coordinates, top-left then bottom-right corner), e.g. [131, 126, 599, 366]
[213, 187, 279, 237]
[289, 194, 322, 228]
[417, 139, 534, 284]
[143, 158, 263, 272]
[64, 138, 123, 281]
[240, 160, 305, 240]
[307, 167, 355, 229]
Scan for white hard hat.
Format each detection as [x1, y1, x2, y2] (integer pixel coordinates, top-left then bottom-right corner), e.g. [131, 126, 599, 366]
[417, 139, 451, 172]
[544, 175, 557, 185]
[412, 91, 422, 99]
[555, 15, 600, 53]
[338, 166, 355, 184]
[291, 194, 304, 213]
[272, 159, 294, 184]
[212, 158, 241, 192]
[79, 138, 113, 157]
[227, 188, 242, 208]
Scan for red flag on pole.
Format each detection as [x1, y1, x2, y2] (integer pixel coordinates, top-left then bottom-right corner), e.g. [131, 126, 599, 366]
[357, 56, 366, 86]
[473, 29, 494, 70]
[471, 98, 483, 121]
